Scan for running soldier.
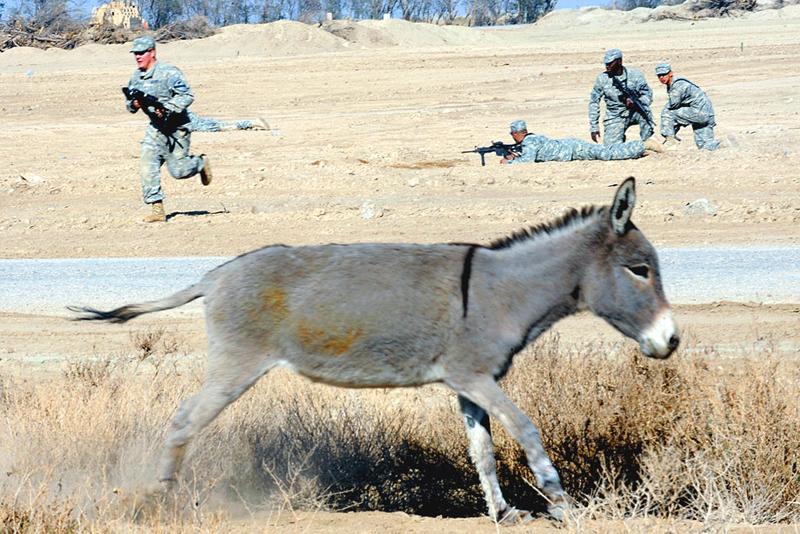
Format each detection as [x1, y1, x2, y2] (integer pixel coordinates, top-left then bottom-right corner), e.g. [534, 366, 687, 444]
[589, 49, 654, 146]
[655, 63, 721, 151]
[125, 36, 212, 223]
[502, 120, 662, 165]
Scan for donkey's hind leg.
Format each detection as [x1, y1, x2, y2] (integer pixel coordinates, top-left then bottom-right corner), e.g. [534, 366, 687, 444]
[157, 345, 278, 487]
[450, 375, 571, 521]
[458, 396, 532, 524]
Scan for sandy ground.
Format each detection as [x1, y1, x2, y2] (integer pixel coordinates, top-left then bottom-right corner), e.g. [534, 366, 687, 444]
[1, 6, 799, 531]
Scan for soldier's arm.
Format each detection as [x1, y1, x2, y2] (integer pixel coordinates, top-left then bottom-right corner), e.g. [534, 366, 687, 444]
[164, 68, 195, 114]
[634, 71, 653, 107]
[508, 138, 538, 164]
[588, 77, 603, 133]
[125, 76, 139, 114]
[667, 80, 690, 110]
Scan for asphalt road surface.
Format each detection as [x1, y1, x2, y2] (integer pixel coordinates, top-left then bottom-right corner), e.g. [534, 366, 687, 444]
[0, 247, 798, 316]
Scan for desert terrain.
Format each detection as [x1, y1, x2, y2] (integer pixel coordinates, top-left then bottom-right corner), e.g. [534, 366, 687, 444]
[1, 5, 799, 532]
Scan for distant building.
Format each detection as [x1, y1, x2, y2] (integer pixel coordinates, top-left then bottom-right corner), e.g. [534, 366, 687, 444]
[91, 1, 146, 30]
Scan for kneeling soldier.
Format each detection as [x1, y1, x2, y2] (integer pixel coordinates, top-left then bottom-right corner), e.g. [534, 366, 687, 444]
[655, 62, 721, 151]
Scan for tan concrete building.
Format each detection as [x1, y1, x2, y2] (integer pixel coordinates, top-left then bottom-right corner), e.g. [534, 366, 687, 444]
[91, 1, 145, 29]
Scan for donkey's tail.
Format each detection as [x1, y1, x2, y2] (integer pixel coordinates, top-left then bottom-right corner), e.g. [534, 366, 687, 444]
[68, 283, 205, 324]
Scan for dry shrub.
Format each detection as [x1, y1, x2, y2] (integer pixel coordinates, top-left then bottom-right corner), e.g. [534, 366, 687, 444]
[0, 15, 216, 52]
[85, 22, 136, 45]
[687, 0, 758, 14]
[240, 383, 483, 516]
[0, 333, 797, 529]
[0, 498, 78, 533]
[153, 16, 216, 42]
[500, 334, 800, 523]
[62, 356, 115, 388]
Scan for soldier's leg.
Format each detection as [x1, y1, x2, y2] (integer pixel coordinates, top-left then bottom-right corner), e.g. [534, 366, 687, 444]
[608, 140, 646, 159]
[575, 139, 645, 160]
[164, 128, 204, 180]
[572, 139, 611, 160]
[671, 107, 712, 145]
[632, 113, 654, 141]
[206, 119, 243, 132]
[693, 123, 721, 151]
[660, 108, 680, 138]
[140, 127, 166, 204]
[189, 114, 222, 132]
[602, 119, 627, 145]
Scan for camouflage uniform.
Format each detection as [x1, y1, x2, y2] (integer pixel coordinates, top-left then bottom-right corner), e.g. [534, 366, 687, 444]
[589, 52, 654, 145]
[508, 133, 645, 164]
[188, 111, 255, 132]
[126, 60, 205, 205]
[656, 63, 720, 151]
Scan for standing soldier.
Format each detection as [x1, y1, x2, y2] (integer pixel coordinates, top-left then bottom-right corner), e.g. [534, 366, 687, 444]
[125, 36, 212, 223]
[501, 120, 662, 165]
[589, 49, 654, 146]
[655, 63, 721, 151]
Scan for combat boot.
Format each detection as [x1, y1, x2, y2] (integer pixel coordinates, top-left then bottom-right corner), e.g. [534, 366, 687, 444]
[249, 117, 269, 131]
[662, 136, 680, 151]
[643, 138, 664, 154]
[143, 201, 166, 223]
[200, 155, 212, 186]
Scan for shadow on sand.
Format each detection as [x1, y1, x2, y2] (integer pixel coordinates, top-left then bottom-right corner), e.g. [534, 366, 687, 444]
[166, 209, 228, 221]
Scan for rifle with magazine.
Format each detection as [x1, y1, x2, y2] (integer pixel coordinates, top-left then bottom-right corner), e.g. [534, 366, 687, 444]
[463, 141, 521, 166]
[122, 86, 170, 120]
[610, 76, 655, 128]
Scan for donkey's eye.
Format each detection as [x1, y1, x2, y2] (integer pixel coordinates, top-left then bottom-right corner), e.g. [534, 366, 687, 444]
[627, 264, 650, 279]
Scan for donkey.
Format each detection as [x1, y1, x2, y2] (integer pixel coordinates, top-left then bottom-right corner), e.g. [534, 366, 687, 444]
[70, 177, 678, 523]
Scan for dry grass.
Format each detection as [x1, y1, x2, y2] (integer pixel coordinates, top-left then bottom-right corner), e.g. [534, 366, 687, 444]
[0, 330, 797, 531]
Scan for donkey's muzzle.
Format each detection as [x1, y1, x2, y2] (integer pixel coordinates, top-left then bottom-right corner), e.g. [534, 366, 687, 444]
[639, 310, 679, 359]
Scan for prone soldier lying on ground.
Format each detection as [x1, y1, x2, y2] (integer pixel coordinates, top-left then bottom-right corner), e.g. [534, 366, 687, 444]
[498, 120, 662, 165]
[187, 112, 269, 132]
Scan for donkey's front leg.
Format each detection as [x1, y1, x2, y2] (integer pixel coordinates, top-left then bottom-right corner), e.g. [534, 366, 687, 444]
[458, 396, 532, 524]
[451, 375, 572, 521]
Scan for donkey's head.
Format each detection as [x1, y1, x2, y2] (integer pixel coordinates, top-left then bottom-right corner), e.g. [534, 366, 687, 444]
[581, 177, 679, 359]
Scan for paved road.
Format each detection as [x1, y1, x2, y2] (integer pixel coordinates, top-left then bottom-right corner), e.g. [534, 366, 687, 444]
[0, 248, 798, 315]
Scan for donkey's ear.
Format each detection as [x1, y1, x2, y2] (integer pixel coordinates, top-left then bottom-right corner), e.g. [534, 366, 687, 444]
[610, 177, 636, 235]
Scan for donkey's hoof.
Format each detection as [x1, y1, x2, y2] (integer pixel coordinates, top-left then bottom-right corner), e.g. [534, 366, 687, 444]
[496, 506, 534, 524]
[108, 486, 159, 522]
[125, 483, 172, 522]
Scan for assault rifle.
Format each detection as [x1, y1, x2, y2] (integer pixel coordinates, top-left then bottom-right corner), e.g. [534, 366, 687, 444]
[122, 87, 170, 119]
[610, 76, 655, 128]
[462, 141, 521, 166]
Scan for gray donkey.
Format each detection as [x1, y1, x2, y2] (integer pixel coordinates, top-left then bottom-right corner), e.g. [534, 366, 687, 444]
[70, 177, 679, 523]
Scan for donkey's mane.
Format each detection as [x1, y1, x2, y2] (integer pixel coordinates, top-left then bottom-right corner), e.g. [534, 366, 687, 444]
[488, 205, 605, 250]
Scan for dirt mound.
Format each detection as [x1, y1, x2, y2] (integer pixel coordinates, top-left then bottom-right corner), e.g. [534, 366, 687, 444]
[166, 20, 347, 59]
[535, 6, 633, 26]
[354, 18, 508, 47]
[320, 18, 502, 48]
[320, 20, 397, 47]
